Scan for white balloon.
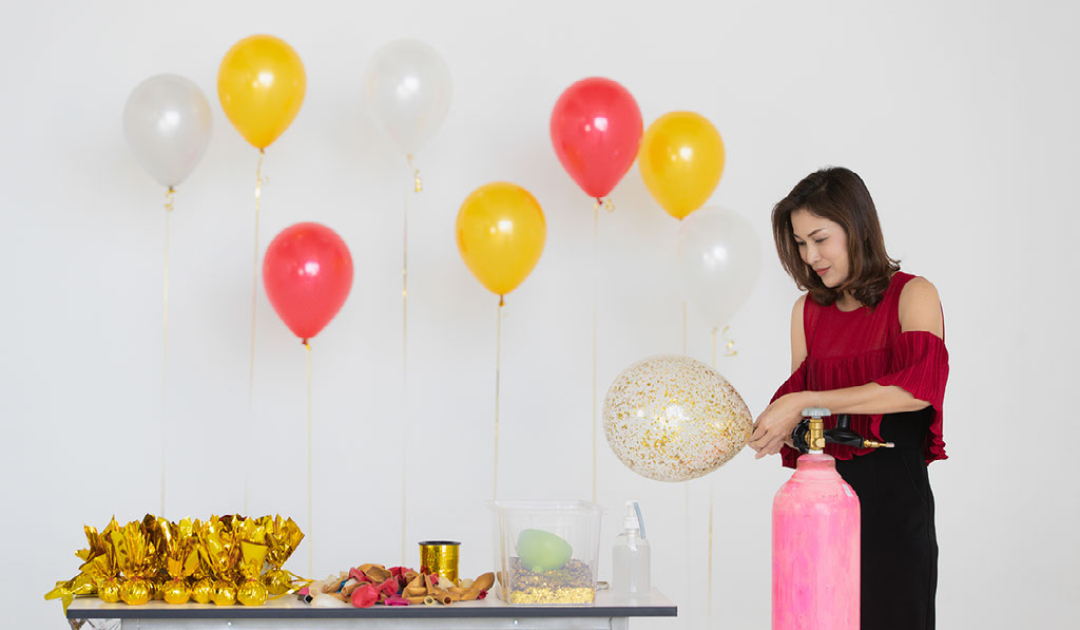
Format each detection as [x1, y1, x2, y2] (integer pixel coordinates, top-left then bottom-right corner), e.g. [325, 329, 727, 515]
[675, 206, 762, 329]
[122, 74, 212, 189]
[364, 39, 452, 157]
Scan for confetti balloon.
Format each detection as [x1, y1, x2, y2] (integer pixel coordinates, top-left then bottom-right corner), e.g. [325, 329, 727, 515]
[603, 355, 752, 481]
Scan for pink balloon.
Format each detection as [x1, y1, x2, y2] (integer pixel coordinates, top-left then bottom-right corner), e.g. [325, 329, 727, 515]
[550, 77, 643, 201]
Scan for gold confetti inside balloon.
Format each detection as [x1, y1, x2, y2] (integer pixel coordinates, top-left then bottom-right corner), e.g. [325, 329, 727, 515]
[603, 355, 752, 481]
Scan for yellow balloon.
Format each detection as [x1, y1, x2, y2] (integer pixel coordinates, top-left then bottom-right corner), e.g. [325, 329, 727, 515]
[218, 35, 306, 150]
[456, 183, 546, 299]
[638, 112, 725, 220]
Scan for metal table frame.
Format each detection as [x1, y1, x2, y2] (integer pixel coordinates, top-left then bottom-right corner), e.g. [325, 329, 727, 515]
[66, 588, 677, 630]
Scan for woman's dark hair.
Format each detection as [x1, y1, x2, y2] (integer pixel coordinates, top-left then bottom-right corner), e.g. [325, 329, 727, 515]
[771, 167, 899, 307]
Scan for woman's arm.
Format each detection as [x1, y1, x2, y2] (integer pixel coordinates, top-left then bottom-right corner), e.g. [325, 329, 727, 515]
[749, 278, 944, 459]
[790, 294, 807, 373]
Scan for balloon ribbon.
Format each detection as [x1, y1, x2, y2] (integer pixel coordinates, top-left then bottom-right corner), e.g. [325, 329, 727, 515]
[493, 299, 504, 500]
[306, 340, 313, 578]
[401, 188, 410, 565]
[592, 204, 599, 502]
[162, 186, 174, 518]
[246, 150, 266, 515]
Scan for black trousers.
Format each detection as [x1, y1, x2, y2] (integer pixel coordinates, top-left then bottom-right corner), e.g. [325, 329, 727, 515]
[835, 410, 938, 630]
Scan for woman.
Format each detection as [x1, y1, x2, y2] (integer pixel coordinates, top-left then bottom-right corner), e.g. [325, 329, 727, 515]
[749, 167, 948, 630]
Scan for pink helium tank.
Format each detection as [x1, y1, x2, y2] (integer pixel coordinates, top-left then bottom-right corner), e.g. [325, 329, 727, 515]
[773, 453, 860, 629]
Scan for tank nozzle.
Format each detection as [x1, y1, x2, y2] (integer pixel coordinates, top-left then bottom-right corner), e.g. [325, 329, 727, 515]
[863, 439, 895, 449]
[801, 407, 830, 452]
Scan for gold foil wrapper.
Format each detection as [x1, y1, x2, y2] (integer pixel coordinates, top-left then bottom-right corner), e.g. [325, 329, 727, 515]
[419, 540, 460, 584]
[237, 579, 269, 606]
[263, 569, 292, 595]
[98, 579, 121, 603]
[47, 514, 307, 612]
[212, 580, 237, 606]
[191, 577, 214, 604]
[120, 578, 152, 606]
[163, 578, 191, 605]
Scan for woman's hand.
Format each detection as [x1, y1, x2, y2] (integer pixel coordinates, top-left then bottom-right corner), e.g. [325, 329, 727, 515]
[749, 393, 807, 459]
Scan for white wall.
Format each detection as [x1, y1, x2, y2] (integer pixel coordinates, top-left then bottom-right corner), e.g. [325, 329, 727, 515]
[2, 0, 1077, 628]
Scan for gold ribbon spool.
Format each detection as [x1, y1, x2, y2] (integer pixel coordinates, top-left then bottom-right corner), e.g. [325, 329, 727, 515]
[418, 540, 460, 585]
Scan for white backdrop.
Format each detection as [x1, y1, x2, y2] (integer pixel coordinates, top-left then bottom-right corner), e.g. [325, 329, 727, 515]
[2, 0, 1078, 628]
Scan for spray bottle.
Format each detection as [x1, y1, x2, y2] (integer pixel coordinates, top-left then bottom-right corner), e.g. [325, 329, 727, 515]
[612, 500, 650, 595]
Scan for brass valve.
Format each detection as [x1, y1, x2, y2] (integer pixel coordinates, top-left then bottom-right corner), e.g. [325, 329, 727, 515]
[793, 408, 895, 453]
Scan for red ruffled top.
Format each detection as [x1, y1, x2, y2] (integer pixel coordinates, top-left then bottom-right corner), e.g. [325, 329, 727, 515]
[773, 272, 949, 468]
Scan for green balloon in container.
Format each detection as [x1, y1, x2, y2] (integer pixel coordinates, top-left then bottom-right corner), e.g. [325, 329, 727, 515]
[517, 529, 573, 572]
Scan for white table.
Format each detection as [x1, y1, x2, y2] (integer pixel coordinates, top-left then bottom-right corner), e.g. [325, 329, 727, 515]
[66, 589, 677, 630]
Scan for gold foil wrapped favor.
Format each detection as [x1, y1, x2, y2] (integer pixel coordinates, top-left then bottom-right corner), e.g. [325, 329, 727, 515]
[199, 516, 241, 606]
[157, 517, 199, 604]
[191, 577, 214, 604]
[264, 516, 305, 594]
[212, 580, 237, 606]
[236, 536, 269, 606]
[47, 514, 307, 613]
[120, 578, 152, 606]
[237, 578, 268, 606]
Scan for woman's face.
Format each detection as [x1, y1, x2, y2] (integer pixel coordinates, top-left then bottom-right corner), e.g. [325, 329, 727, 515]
[791, 208, 849, 288]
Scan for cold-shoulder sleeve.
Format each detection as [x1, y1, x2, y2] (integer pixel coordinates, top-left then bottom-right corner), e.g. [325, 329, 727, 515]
[871, 330, 949, 464]
[771, 360, 808, 469]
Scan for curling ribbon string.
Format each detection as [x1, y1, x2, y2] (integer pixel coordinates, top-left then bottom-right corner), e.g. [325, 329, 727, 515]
[306, 340, 313, 578]
[162, 186, 174, 518]
[407, 154, 422, 192]
[591, 203, 598, 503]
[723, 325, 737, 357]
[246, 150, 266, 515]
[493, 298, 503, 501]
[400, 187, 410, 566]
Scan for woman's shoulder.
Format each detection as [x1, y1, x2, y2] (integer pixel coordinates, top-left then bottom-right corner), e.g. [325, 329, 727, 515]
[896, 274, 944, 336]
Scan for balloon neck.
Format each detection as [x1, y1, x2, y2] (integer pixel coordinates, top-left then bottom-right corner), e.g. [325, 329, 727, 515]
[301, 338, 309, 347]
[259, 148, 266, 155]
[498, 295, 505, 307]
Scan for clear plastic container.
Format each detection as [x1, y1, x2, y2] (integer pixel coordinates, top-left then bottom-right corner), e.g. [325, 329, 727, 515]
[491, 500, 602, 605]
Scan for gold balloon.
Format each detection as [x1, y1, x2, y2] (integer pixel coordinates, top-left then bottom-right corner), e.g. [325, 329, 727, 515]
[119, 578, 152, 606]
[237, 579, 269, 606]
[218, 35, 306, 150]
[212, 580, 237, 606]
[456, 182, 546, 300]
[264, 569, 292, 595]
[638, 112, 725, 220]
[603, 355, 752, 481]
[98, 579, 121, 603]
[191, 577, 214, 604]
[163, 578, 191, 605]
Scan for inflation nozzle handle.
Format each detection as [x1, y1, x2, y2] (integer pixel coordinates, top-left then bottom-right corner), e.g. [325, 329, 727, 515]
[792, 409, 896, 453]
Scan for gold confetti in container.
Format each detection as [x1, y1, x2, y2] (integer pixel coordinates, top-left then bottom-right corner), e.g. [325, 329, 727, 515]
[418, 540, 460, 585]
